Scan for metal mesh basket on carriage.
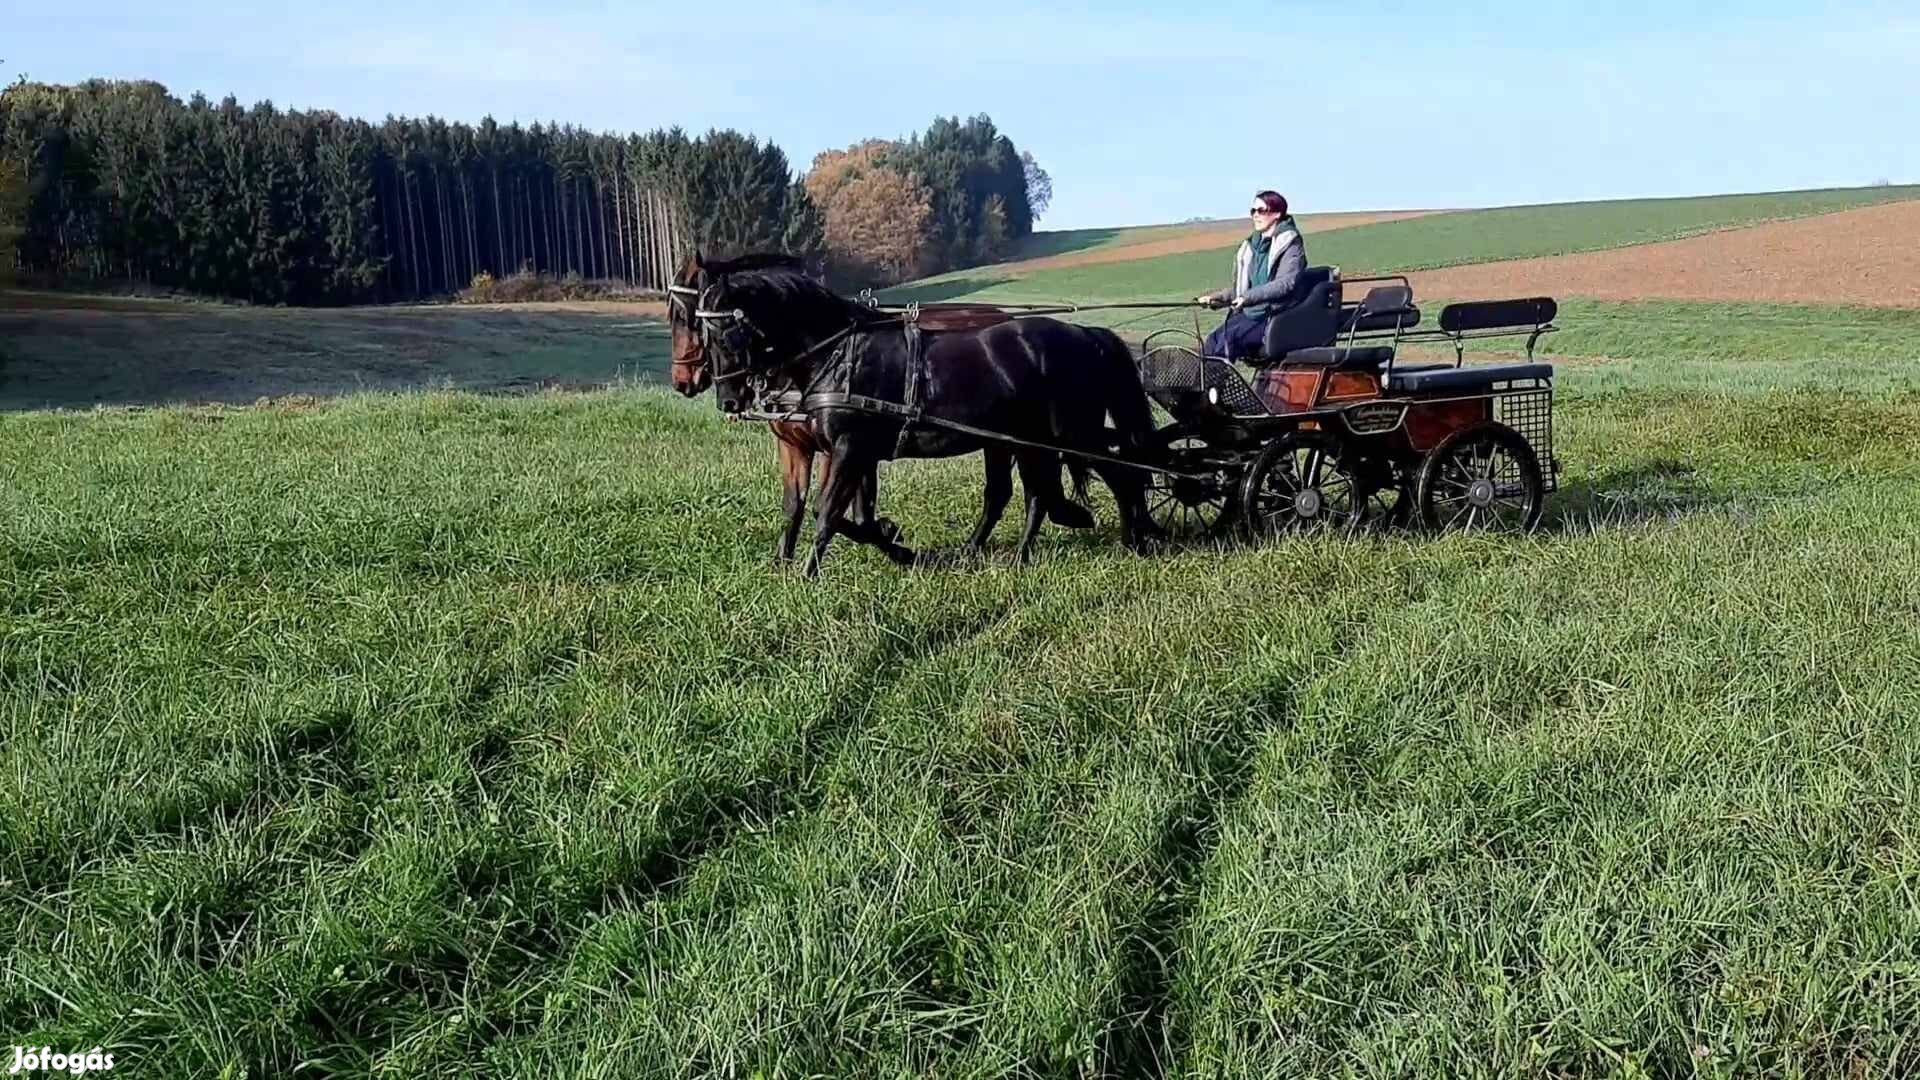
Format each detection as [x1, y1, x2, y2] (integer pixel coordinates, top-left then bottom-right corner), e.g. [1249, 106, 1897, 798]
[1137, 342, 1268, 419]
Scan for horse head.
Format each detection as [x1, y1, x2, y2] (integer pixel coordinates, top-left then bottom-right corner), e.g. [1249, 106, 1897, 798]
[667, 251, 815, 400]
[666, 252, 709, 397]
[681, 253, 838, 415]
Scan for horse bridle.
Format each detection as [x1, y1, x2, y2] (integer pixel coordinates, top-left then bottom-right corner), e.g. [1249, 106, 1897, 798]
[678, 277, 871, 405]
[666, 281, 720, 384]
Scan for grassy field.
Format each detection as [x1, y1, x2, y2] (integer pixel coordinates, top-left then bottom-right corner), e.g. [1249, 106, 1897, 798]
[1001, 221, 1229, 261]
[4, 284, 1920, 1075]
[0, 294, 667, 411]
[891, 184, 1920, 308]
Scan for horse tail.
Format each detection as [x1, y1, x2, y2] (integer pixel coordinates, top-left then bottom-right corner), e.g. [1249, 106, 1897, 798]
[1066, 458, 1091, 506]
[1089, 327, 1156, 455]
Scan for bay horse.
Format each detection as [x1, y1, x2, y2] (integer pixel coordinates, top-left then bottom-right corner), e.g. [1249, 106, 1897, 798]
[691, 260, 1158, 575]
[666, 253, 1092, 562]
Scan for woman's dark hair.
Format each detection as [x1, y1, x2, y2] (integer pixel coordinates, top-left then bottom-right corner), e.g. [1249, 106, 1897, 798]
[1254, 190, 1288, 216]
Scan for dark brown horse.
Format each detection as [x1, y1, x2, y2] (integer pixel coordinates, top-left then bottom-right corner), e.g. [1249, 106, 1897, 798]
[691, 260, 1157, 575]
[667, 254, 892, 561]
[666, 253, 1091, 562]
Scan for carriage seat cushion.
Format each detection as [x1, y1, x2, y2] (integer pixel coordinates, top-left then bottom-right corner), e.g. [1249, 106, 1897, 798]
[1280, 345, 1395, 370]
[1385, 363, 1554, 393]
[1339, 304, 1421, 333]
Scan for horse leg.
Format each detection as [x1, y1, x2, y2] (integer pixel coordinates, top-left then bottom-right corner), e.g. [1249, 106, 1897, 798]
[1092, 461, 1154, 554]
[862, 467, 902, 543]
[823, 435, 899, 544]
[775, 436, 813, 563]
[1066, 458, 1095, 522]
[1019, 449, 1093, 529]
[1008, 450, 1073, 563]
[806, 446, 917, 576]
[804, 448, 861, 578]
[1014, 492, 1047, 564]
[965, 447, 1016, 553]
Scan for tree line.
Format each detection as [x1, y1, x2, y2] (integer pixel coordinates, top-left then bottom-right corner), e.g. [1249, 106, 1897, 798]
[0, 78, 1045, 304]
[806, 118, 1048, 286]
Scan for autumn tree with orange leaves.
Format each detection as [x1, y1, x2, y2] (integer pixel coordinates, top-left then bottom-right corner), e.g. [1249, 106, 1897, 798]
[804, 115, 1039, 287]
[804, 141, 933, 286]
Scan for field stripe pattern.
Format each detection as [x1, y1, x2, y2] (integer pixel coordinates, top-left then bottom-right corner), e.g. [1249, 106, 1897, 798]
[6, 334, 1920, 1073]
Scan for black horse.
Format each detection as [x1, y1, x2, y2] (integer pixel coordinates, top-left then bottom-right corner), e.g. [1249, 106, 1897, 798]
[668, 252, 1092, 563]
[694, 262, 1159, 575]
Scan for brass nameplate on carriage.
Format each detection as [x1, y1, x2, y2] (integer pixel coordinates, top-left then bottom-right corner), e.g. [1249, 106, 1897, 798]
[1342, 401, 1408, 435]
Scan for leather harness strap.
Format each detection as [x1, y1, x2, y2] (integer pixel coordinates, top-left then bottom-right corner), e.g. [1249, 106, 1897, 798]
[894, 305, 926, 456]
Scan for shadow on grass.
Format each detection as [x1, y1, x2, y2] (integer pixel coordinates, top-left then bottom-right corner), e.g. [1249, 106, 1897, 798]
[1540, 458, 1740, 533]
[918, 456, 1754, 565]
[1004, 228, 1127, 261]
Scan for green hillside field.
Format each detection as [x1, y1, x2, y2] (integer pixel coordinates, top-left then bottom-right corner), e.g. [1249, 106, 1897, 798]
[892, 184, 1920, 312]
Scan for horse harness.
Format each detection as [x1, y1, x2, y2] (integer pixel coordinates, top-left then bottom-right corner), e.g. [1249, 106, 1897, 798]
[688, 288, 1190, 475]
[686, 282, 934, 453]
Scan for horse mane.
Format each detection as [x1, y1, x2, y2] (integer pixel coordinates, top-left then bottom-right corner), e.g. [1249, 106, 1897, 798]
[722, 265, 883, 328]
[700, 251, 806, 276]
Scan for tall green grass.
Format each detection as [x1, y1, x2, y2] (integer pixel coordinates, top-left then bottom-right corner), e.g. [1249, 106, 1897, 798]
[4, 333, 1920, 1075]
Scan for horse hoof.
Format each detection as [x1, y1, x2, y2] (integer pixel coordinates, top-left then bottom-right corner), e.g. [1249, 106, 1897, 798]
[1049, 501, 1095, 530]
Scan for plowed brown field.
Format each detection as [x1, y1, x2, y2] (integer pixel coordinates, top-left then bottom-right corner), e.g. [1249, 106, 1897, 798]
[1405, 199, 1920, 307]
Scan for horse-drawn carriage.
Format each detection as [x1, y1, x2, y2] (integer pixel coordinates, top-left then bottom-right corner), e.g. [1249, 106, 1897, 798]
[1129, 267, 1562, 537]
[671, 252, 1564, 574]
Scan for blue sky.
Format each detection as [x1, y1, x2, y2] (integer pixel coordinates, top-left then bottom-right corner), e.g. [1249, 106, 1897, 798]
[9, 1, 1919, 230]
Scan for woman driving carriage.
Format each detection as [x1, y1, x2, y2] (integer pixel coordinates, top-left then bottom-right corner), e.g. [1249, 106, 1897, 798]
[1195, 190, 1307, 361]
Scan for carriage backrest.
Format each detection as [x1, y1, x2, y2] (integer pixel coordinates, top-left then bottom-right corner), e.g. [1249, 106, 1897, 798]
[1356, 285, 1414, 318]
[1438, 297, 1557, 333]
[1261, 266, 1344, 359]
[1333, 284, 1420, 336]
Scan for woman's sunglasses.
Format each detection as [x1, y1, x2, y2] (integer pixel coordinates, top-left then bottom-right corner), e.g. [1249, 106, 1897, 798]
[1249, 207, 1275, 216]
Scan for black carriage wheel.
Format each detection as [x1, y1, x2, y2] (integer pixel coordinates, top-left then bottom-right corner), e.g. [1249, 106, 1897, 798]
[1240, 429, 1370, 537]
[1143, 426, 1243, 539]
[1415, 422, 1544, 532]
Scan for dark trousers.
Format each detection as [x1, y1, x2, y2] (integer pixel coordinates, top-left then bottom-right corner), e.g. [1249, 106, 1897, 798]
[1204, 309, 1267, 360]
